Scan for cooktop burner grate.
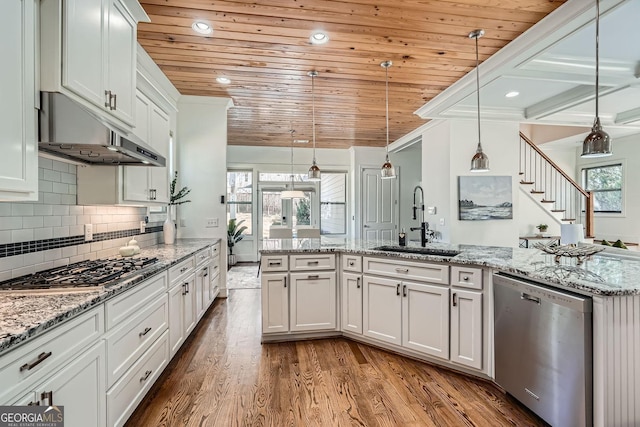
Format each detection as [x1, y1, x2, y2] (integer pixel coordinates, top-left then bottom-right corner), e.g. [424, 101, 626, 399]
[0, 257, 159, 291]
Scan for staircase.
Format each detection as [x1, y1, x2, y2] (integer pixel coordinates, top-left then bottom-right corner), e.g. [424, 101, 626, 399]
[519, 132, 594, 238]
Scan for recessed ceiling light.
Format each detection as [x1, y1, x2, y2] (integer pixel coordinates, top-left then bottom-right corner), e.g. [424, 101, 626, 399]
[309, 31, 329, 45]
[192, 21, 213, 35]
[216, 77, 231, 84]
[505, 91, 520, 98]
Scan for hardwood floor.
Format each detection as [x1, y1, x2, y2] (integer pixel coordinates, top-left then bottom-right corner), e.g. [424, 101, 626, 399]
[125, 289, 547, 426]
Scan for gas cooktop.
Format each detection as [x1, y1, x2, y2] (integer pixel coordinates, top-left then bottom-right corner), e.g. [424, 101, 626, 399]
[0, 257, 159, 293]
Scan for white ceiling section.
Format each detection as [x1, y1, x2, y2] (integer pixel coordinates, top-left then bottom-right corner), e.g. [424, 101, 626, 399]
[415, 0, 640, 139]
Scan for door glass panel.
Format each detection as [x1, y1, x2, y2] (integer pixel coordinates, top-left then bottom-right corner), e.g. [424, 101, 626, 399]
[262, 191, 283, 239]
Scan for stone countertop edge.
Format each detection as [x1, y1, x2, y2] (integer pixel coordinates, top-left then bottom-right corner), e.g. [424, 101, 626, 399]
[0, 238, 220, 356]
[259, 238, 640, 298]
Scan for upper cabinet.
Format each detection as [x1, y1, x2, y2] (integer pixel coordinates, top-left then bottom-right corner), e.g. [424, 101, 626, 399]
[40, 0, 149, 130]
[0, 0, 38, 201]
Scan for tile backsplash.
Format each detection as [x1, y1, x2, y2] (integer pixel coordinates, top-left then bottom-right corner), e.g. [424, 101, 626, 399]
[0, 158, 163, 281]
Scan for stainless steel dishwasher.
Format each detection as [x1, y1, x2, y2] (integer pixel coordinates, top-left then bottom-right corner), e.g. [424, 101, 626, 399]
[493, 273, 592, 427]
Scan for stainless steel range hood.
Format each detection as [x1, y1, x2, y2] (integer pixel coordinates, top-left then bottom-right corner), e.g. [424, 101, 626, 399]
[38, 92, 166, 167]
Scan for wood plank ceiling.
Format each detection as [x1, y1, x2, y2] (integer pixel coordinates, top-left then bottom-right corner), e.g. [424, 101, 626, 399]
[137, 0, 567, 149]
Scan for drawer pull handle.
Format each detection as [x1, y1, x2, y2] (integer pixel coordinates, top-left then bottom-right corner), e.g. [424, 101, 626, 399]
[521, 293, 541, 304]
[200, 255, 207, 259]
[356, 277, 361, 289]
[40, 391, 53, 406]
[307, 261, 319, 265]
[269, 262, 281, 266]
[20, 352, 52, 372]
[140, 370, 153, 383]
[463, 276, 470, 281]
[308, 275, 320, 280]
[452, 293, 457, 307]
[180, 266, 189, 273]
[28, 401, 40, 406]
[139, 327, 152, 337]
[396, 283, 400, 296]
[395, 268, 409, 273]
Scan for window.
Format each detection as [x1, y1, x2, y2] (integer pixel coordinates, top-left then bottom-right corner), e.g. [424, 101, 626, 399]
[320, 172, 347, 234]
[227, 171, 253, 235]
[583, 163, 622, 213]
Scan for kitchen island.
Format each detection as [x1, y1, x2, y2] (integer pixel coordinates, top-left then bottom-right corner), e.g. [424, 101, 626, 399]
[260, 237, 640, 427]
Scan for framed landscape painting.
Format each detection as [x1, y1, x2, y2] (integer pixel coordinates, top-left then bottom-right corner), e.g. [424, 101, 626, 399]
[458, 176, 513, 220]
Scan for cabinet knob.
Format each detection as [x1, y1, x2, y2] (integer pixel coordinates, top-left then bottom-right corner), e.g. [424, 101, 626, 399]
[463, 276, 469, 281]
[349, 261, 355, 266]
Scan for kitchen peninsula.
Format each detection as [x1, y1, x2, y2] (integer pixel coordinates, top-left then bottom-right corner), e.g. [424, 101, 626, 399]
[260, 237, 640, 427]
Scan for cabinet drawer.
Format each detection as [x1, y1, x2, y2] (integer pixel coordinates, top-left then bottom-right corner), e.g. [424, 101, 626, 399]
[451, 266, 483, 290]
[363, 257, 449, 285]
[0, 307, 104, 404]
[169, 257, 196, 283]
[261, 255, 288, 272]
[210, 254, 221, 278]
[105, 273, 166, 330]
[105, 294, 168, 388]
[195, 248, 211, 266]
[290, 254, 336, 271]
[342, 254, 362, 273]
[210, 242, 221, 258]
[107, 330, 169, 427]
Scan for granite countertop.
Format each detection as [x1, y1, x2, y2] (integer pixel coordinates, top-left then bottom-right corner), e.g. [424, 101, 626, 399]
[260, 237, 640, 297]
[0, 238, 220, 355]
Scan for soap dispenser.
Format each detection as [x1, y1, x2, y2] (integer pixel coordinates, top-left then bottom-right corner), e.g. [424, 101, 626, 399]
[398, 228, 406, 246]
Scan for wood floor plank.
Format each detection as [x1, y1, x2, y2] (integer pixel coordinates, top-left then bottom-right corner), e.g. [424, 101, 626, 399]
[125, 288, 548, 427]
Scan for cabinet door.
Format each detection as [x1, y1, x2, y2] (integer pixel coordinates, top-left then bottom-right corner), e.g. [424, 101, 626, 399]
[402, 281, 449, 359]
[195, 265, 208, 320]
[362, 275, 401, 345]
[36, 341, 106, 427]
[289, 272, 336, 332]
[0, 0, 38, 200]
[183, 274, 197, 336]
[168, 283, 186, 357]
[63, 0, 106, 109]
[105, 0, 136, 125]
[148, 104, 170, 203]
[123, 92, 151, 202]
[261, 273, 289, 334]
[450, 289, 483, 370]
[341, 272, 362, 334]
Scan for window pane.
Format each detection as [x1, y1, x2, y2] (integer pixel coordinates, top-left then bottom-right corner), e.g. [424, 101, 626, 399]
[320, 172, 346, 234]
[321, 204, 346, 234]
[586, 165, 622, 191]
[294, 197, 311, 226]
[259, 173, 307, 182]
[593, 190, 622, 212]
[227, 171, 252, 235]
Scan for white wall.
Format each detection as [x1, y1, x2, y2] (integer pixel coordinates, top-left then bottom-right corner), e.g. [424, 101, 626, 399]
[421, 119, 520, 247]
[393, 144, 422, 240]
[177, 96, 232, 288]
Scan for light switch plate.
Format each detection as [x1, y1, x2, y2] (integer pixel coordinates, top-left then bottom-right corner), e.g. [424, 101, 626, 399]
[84, 224, 93, 241]
[427, 206, 437, 215]
[206, 218, 219, 228]
[439, 218, 445, 226]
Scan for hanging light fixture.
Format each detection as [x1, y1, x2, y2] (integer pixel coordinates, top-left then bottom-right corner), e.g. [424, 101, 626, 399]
[307, 71, 321, 181]
[582, 0, 612, 158]
[469, 29, 489, 172]
[380, 61, 396, 179]
[281, 129, 306, 199]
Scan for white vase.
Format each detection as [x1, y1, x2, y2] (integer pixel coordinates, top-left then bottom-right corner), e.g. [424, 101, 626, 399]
[163, 207, 176, 244]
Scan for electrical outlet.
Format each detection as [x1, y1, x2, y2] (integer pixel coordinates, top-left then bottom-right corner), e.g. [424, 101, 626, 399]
[84, 224, 93, 241]
[140, 221, 146, 233]
[206, 218, 219, 228]
[439, 218, 445, 226]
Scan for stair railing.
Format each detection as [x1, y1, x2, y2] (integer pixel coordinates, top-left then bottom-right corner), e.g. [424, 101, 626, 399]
[519, 132, 594, 238]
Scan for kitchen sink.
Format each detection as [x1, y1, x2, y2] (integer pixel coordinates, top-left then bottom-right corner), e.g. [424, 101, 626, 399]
[372, 245, 460, 257]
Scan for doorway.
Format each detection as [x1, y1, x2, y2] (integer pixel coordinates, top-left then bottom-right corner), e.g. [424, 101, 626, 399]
[361, 167, 398, 240]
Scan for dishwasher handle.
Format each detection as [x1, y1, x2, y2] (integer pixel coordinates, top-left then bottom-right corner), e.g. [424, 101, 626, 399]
[521, 293, 541, 304]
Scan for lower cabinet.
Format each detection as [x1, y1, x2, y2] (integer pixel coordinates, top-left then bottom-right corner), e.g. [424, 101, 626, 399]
[341, 272, 363, 334]
[402, 281, 450, 359]
[450, 289, 483, 370]
[362, 275, 402, 345]
[261, 272, 289, 334]
[195, 264, 208, 320]
[168, 272, 196, 357]
[13, 340, 106, 427]
[289, 272, 336, 332]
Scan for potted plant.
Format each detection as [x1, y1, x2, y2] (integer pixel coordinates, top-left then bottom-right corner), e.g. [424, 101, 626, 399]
[227, 218, 247, 266]
[536, 223, 548, 236]
[165, 171, 191, 245]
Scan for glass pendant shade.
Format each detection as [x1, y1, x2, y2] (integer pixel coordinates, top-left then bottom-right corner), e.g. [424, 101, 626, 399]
[380, 61, 396, 179]
[581, 0, 612, 158]
[307, 71, 321, 181]
[468, 29, 489, 173]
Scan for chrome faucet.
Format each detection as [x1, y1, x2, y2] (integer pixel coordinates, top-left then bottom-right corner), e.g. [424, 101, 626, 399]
[410, 185, 432, 247]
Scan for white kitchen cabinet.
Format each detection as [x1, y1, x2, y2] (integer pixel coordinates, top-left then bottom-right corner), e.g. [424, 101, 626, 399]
[41, 0, 146, 128]
[289, 272, 336, 332]
[402, 281, 450, 359]
[168, 272, 196, 356]
[450, 289, 483, 370]
[208, 256, 221, 304]
[261, 272, 289, 334]
[14, 341, 106, 427]
[195, 264, 208, 320]
[0, 0, 38, 201]
[341, 271, 363, 334]
[362, 275, 402, 345]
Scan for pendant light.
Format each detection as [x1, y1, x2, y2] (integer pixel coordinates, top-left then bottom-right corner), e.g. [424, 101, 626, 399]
[469, 29, 489, 172]
[281, 129, 306, 199]
[307, 71, 321, 181]
[380, 61, 396, 179]
[581, 0, 612, 158]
